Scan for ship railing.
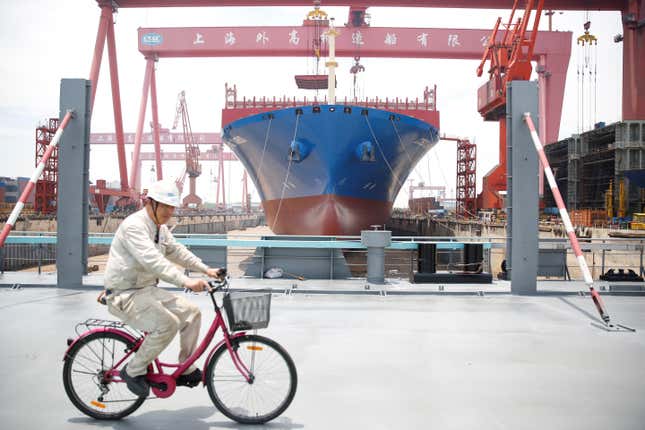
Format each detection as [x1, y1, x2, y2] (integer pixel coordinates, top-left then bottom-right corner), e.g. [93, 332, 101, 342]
[225, 95, 436, 112]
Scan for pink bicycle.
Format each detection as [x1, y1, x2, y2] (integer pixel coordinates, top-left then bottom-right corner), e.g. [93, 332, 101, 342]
[62, 278, 297, 424]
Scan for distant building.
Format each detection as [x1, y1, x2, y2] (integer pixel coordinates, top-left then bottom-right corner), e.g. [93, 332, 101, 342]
[0, 177, 18, 203]
[17, 177, 35, 204]
[0, 176, 37, 205]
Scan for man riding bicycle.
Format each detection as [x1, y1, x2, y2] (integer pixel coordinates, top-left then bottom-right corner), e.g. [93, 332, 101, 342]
[103, 179, 225, 397]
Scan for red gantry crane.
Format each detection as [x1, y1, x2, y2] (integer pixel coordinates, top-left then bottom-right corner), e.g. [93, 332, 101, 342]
[172, 91, 203, 207]
[82, 1, 641, 213]
[476, 0, 544, 210]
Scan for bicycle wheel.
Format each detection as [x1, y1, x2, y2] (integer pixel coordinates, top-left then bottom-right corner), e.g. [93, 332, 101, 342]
[206, 334, 297, 424]
[63, 331, 146, 420]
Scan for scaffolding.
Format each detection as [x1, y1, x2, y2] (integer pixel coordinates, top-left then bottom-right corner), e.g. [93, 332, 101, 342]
[34, 118, 60, 214]
[544, 121, 645, 222]
[456, 139, 477, 218]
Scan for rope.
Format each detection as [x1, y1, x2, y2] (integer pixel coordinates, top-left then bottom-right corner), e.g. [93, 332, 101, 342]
[390, 118, 426, 186]
[578, 44, 584, 133]
[576, 44, 581, 133]
[593, 44, 597, 127]
[271, 113, 300, 231]
[364, 115, 403, 189]
[257, 116, 273, 177]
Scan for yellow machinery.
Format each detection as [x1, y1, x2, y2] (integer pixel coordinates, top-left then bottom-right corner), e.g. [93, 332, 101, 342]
[631, 213, 645, 230]
[606, 180, 613, 219]
[618, 178, 626, 219]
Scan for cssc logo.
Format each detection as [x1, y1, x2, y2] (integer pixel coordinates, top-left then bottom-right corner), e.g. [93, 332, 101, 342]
[142, 32, 163, 46]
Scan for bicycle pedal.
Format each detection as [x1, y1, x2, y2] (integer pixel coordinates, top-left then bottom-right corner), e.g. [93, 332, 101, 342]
[148, 381, 168, 390]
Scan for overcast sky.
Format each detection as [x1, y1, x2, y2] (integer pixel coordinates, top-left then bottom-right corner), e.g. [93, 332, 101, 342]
[0, 1, 623, 206]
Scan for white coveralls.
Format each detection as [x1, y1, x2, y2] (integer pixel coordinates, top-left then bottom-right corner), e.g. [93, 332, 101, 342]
[104, 209, 209, 377]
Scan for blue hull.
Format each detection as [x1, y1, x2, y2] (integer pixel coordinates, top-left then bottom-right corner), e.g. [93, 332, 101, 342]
[222, 104, 439, 234]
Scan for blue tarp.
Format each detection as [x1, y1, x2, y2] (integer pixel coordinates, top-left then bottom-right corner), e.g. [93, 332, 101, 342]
[624, 169, 645, 188]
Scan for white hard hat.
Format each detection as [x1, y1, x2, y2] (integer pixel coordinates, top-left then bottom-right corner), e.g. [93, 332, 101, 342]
[146, 179, 181, 207]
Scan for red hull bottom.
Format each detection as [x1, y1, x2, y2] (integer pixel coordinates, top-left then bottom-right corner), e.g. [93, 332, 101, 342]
[262, 194, 393, 236]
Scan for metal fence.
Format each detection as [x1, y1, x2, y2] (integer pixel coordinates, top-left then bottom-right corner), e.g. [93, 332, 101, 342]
[0, 232, 643, 283]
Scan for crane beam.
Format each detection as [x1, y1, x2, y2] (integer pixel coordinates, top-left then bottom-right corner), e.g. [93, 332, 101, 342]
[138, 25, 570, 144]
[139, 149, 238, 161]
[111, 1, 623, 11]
[139, 26, 569, 61]
[90, 132, 222, 144]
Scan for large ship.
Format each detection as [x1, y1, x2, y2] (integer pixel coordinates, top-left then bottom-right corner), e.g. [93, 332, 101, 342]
[222, 102, 439, 235]
[220, 16, 440, 235]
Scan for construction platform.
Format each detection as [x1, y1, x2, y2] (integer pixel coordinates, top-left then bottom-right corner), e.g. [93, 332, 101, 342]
[1, 277, 644, 429]
[544, 120, 645, 217]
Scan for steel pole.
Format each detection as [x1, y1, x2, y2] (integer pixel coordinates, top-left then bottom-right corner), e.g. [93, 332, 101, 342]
[129, 58, 154, 191]
[150, 65, 163, 180]
[89, 4, 111, 111]
[106, 15, 129, 190]
[524, 112, 611, 325]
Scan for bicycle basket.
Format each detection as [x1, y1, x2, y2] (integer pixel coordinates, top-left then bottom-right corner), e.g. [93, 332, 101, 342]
[223, 292, 271, 331]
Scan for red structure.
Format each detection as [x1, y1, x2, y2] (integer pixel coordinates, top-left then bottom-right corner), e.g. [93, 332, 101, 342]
[440, 136, 477, 218]
[1, 112, 73, 247]
[34, 118, 60, 214]
[222, 82, 438, 128]
[91, 179, 112, 213]
[91, 1, 129, 192]
[454, 139, 477, 218]
[106, 0, 645, 124]
[86, 0, 642, 211]
[139, 147, 237, 162]
[132, 22, 568, 217]
[407, 184, 445, 215]
[456, 139, 477, 218]
[476, 0, 544, 210]
[138, 25, 568, 144]
[90, 131, 221, 145]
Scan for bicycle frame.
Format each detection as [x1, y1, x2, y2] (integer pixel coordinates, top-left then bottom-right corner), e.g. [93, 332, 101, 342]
[64, 287, 254, 399]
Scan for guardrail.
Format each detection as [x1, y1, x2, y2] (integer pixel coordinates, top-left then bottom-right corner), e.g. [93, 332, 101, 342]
[0, 233, 642, 283]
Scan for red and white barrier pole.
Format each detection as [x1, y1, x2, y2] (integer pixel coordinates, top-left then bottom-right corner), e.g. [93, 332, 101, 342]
[523, 112, 611, 324]
[0, 111, 74, 247]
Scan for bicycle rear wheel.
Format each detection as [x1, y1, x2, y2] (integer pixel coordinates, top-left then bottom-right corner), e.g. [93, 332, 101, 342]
[206, 334, 297, 424]
[63, 331, 146, 420]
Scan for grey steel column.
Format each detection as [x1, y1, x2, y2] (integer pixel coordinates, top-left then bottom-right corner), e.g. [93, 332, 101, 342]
[57, 79, 91, 288]
[506, 81, 539, 294]
[361, 229, 391, 284]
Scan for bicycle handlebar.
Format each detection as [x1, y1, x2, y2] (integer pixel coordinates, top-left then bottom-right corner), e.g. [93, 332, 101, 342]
[207, 276, 229, 294]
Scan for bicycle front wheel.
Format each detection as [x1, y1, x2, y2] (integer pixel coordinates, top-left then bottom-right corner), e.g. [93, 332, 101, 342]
[206, 334, 297, 424]
[63, 331, 146, 420]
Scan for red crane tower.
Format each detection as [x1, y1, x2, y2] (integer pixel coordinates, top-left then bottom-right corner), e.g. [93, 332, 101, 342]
[441, 136, 477, 218]
[476, 0, 544, 210]
[172, 91, 202, 207]
[34, 118, 60, 214]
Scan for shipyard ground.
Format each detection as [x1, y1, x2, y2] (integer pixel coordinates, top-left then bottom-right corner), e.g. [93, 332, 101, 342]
[1, 278, 644, 430]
